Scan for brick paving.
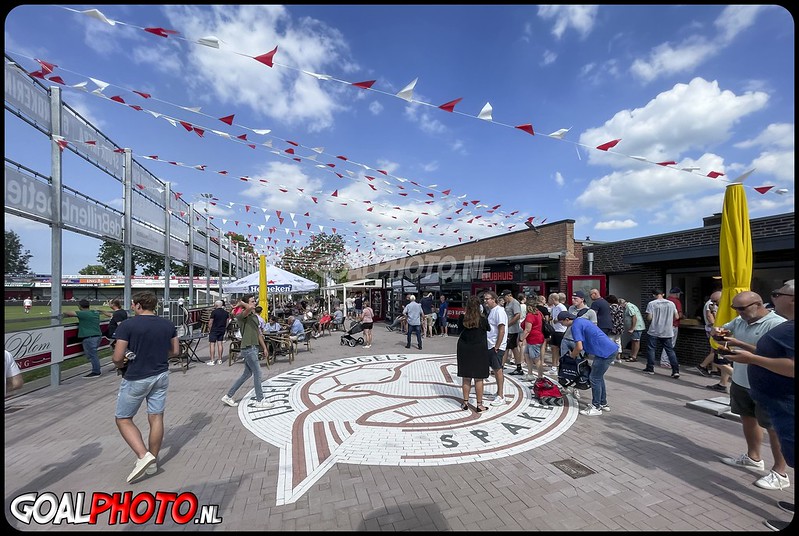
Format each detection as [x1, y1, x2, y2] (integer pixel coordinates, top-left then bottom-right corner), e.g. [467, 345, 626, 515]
[4, 324, 794, 530]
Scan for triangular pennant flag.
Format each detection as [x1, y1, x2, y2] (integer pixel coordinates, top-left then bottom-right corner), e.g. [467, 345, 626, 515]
[352, 80, 376, 89]
[254, 46, 278, 67]
[396, 78, 418, 102]
[753, 186, 773, 194]
[439, 98, 462, 113]
[596, 139, 621, 151]
[219, 114, 235, 125]
[707, 171, 725, 179]
[515, 124, 535, 136]
[144, 27, 180, 38]
[478, 102, 493, 121]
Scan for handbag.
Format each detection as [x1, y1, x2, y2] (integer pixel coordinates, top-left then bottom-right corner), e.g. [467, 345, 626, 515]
[542, 320, 554, 339]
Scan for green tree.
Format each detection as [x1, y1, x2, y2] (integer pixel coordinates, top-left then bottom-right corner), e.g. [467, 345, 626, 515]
[78, 264, 107, 275]
[98, 242, 136, 275]
[277, 233, 348, 285]
[4, 230, 32, 274]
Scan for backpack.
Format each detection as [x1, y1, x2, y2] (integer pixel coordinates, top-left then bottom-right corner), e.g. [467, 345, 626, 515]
[533, 376, 564, 406]
[558, 353, 592, 390]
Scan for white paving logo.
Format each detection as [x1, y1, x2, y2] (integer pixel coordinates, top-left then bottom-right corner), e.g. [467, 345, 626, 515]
[238, 354, 577, 505]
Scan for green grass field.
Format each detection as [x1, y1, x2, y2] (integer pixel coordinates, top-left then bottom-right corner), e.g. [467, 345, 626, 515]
[6, 304, 114, 382]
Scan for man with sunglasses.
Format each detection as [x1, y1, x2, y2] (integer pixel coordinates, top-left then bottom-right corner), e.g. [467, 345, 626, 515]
[712, 291, 789, 494]
[722, 282, 794, 531]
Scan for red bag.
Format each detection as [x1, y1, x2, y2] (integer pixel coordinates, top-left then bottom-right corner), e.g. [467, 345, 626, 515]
[533, 376, 564, 406]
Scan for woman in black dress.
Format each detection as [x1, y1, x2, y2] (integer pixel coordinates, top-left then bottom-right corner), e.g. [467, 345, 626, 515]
[457, 295, 490, 412]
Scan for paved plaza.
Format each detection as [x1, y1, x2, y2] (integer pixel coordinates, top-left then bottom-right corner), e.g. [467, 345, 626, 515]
[4, 324, 794, 531]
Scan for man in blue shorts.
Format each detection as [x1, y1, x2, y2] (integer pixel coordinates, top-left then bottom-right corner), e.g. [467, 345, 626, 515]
[112, 291, 179, 483]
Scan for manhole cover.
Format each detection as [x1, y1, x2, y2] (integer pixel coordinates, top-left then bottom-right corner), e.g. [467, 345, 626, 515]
[552, 458, 596, 479]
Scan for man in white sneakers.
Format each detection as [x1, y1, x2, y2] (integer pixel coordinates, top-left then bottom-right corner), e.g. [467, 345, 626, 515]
[484, 291, 509, 406]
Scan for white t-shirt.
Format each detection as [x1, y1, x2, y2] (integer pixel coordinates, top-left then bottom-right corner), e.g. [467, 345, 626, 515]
[550, 303, 567, 333]
[23, 298, 32, 307]
[702, 299, 717, 334]
[5, 350, 22, 397]
[487, 305, 508, 351]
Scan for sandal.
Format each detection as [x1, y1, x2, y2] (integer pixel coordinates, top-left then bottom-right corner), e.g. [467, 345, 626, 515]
[461, 401, 470, 411]
[476, 405, 489, 413]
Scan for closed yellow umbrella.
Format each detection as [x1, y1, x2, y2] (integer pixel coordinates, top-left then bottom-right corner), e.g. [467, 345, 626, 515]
[712, 182, 752, 346]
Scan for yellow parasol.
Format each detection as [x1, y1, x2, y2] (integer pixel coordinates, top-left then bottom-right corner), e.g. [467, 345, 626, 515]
[259, 254, 269, 321]
[712, 180, 753, 347]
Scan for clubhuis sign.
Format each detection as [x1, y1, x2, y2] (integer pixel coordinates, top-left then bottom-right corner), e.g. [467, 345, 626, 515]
[480, 270, 514, 282]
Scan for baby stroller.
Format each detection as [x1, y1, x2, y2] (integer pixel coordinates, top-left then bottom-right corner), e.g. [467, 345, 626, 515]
[340, 320, 365, 347]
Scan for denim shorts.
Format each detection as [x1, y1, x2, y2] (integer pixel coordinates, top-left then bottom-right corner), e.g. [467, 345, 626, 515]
[629, 330, 644, 341]
[115, 371, 169, 418]
[525, 343, 541, 361]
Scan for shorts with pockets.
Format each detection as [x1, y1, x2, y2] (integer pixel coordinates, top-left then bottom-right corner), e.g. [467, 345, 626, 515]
[115, 371, 169, 418]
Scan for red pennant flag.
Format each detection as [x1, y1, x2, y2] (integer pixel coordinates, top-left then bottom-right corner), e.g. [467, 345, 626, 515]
[27, 70, 47, 79]
[36, 59, 57, 74]
[276, 210, 282, 218]
[144, 27, 179, 38]
[413, 218, 419, 223]
[311, 197, 318, 203]
[368, 184, 376, 190]
[471, 200, 480, 205]
[304, 212, 309, 216]
[326, 163, 336, 168]
[707, 171, 725, 178]
[439, 98, 462, 112]
[441, 189, 451, 195]
[219, 114, 235, 125]
[352, 80, 376, 89]
[365, 176, 375, 181]
[133, 90, 151, 99]
[47, 76, 65, 85]
[418, 228, 423, 233]
[234, 221, 239, 226]
[753, 186, 773, 194]
[135, 183, 145, 190]
[367, 207, 373, 212]
[292, 157, 300, 161]
[217, 170, 228, 175]
[179, 121, 193, 131]
[110, 95, 126, 104]
[596, 139, 621, 151]
[193, 127, 205, 137]
[656, 161, 676, 166]
[331, 190, 338, 197]
[515, 124, 535, 136]
[336, 155, 348, 161]
[332, 228, 337, 234]
[173, 192, 182, 200]
[427, 193, 435, 198]
[307, 223, 312, 229]
[237, 134, 248, 141]
[285, 148, 295, 154]
[334, 172, 343, 178]
[377, 169, 388, 175]
[286, 140, 299, 146]
[129, 105, 143, 111]
[254, 46, 278, 68]
[278, 217, 284, 224]
[245, 205, 251, 212]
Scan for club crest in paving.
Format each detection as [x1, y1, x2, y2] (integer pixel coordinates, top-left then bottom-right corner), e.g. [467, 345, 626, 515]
[238, 353, 578, 505]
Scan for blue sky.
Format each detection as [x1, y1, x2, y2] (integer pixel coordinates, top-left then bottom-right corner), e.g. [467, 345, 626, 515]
[4, 5, 794, 275]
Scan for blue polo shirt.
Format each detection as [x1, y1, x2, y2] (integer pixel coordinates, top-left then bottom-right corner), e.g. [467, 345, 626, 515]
[570, 317, 618, 359]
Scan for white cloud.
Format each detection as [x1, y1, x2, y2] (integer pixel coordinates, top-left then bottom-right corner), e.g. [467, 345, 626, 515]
[537, 5, 598, 40]
[421, 161, 439, 173]
[553, 171, 565, 187]
[735, 123, 794, 150]
[580, 77, 769, 165]
[630, 5, 765, 84]
[368, 100, 384, 115]
[594, 219, 637, 230]
[541, 50, 557, 66]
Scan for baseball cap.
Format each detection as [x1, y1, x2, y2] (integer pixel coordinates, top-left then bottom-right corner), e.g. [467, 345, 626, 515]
[557, 311, 577, 321]
[572, 290, 586, 300]
[501, 289, 513, 296]
[669, 287, 682, 294]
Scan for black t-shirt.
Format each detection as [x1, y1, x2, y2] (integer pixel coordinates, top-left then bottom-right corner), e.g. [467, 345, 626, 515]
[114, 315, 177, 381]
[420, 296, 434, 314]
[107, 309, 128, 338]
[210, 308, 229, 332]
[354, 297, 363, 309]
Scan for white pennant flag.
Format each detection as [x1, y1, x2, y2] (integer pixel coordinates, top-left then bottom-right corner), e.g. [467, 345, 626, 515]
[396, 78, 418, 102]
[478, 102, 493, 121]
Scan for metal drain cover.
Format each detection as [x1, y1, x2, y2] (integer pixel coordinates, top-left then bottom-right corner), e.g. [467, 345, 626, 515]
[552, 458, 596, 479]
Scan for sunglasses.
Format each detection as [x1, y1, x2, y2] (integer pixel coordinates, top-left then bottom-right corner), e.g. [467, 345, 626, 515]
[731, 302, 759, 312]
[771, 291, 793, 299]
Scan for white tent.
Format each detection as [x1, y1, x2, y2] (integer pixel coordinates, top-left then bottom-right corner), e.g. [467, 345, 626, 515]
[222, 265, 319, 294]
[319, 278, 383, 314]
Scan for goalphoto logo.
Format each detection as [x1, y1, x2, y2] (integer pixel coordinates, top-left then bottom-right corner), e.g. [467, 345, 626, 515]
[10, 491, 222, 526]
[237, 353, 577, 505]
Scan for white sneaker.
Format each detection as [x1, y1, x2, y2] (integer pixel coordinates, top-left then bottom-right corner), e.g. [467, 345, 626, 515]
[363, 345, 371, 349]
[599, 404, 611, 412]
[127, 452, 156, 483]
[720, 453, 765, 471]
[579, 406, 602, 416]
[220, 395, 238, 407]
[251, 399, 275, 409]
[145, 462, 158, 476]
[522, 374, 535, 381]
[755, 470, 790, 490]
[490, 396, 506, 407]
[206, 360, 216, 366]
[216, 360, 223, 365]
[548, 366, 558, 375]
